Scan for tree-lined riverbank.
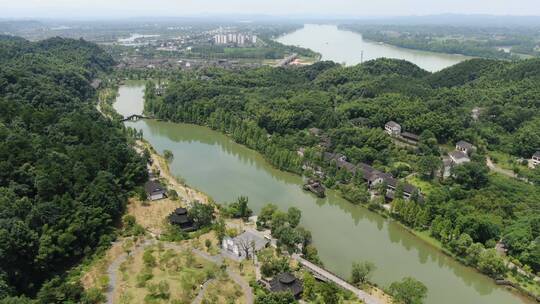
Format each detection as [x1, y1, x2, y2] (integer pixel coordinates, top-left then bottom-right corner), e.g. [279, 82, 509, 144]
[115, 82, 534, 304]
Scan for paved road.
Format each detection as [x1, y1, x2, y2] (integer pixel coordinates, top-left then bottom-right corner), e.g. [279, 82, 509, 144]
[227, 269, 254, 304]
[192, 279, 216, 304]
[293, 255, 381, 304]
[105, 239, 253, 304]
[106, 239, 155, 304]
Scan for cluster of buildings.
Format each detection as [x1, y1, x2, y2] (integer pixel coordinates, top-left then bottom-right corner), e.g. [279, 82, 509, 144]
[384, 120, 480, 174]
[221, 228, 303, 298]
[304, 126, 420, 202]
[213, 33, 257, 45]
[324, 152, 420, 201]
[448, 141, 475, 165]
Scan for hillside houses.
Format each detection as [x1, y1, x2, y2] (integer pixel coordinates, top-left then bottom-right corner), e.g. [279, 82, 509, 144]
[455, 140, 475, 155]
[384, 121, 420, 144]
[448, 140, 475, 165]
[324, 152, 420, 201]
[531, 151, 540, 167]
[448, 150, 470, 165]
[384, 121, 401, 136]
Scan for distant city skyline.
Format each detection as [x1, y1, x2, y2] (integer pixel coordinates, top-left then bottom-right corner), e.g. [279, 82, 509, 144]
[1, 0, 540, 19]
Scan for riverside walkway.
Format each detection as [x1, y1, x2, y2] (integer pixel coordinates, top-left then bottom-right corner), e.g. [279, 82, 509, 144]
[293, 254, 381, 304]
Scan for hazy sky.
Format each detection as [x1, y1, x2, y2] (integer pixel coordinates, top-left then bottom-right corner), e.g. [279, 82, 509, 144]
[1, 0, 539, 19]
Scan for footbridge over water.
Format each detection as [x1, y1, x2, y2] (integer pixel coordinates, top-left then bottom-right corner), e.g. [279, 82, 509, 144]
[120, 114, 151, 122]
[293, 254, 382, 304]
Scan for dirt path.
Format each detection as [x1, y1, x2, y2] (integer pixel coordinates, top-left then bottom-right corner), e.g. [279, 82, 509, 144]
[486, 157, 530, 183]
[105, 239, 253, 304]
[106, 239, 155, 304]
[191, 279, 216, 304]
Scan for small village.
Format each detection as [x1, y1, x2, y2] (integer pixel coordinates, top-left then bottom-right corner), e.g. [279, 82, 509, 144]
[302, 117, 540, 205]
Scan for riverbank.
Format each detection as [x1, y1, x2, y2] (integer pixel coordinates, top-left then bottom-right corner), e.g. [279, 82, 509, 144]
[275, 24, 468, 72]
[85, 83, 394, 304]
[116, 81, 535, 304]
[137, 137, 392, 304]
[149, 116, 540, 303]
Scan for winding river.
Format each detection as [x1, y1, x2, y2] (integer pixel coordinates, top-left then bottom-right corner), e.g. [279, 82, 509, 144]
[276, 24, 470, 72]
[115, 83, 532, 304]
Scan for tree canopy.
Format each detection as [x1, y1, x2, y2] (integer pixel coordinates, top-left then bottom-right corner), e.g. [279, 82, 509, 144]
[0, 36, 146, 300]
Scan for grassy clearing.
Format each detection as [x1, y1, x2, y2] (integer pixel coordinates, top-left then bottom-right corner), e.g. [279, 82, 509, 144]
[405, 175, 439, 195]
[488, 151, 528, 171]
[113, 242, 234, 304]
[184, 231, 221, 256]
[127, 197, 181, 235]
[202, 278, 244, 304]
[80, 238, 142, 290]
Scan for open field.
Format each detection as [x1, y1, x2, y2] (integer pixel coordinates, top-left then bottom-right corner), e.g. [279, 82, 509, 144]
[113, 243, 232, 304]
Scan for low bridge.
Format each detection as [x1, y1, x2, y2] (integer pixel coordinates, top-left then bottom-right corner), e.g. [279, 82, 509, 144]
[293, 254, 382, 304]
[120, 114, 150, 122]
[276, 53, 297, 67]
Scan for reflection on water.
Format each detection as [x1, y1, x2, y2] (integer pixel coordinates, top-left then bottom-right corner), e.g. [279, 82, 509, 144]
[115, 85, 531, 304]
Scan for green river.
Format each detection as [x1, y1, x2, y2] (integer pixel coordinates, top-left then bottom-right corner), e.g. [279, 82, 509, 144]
[116, 83, 532, 304]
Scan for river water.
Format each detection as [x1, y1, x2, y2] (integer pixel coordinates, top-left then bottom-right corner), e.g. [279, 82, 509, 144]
[115, 83, 531, 304]
[276, 24, 470, 72]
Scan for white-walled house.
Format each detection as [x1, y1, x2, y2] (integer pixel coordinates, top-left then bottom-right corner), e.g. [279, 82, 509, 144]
[448, 150, 470, 165]
[532, 151, 540, 167]
[385, 121, 401, 136]
[144, 180, 166, 201]
[222, 230, 269, 260]
[455, 140, 475, 155]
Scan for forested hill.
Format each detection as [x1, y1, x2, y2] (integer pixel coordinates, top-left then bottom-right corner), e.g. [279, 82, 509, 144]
[149, 57, 540, 157]
[0, 37, 146, 302]
[146, 57, 540, 276]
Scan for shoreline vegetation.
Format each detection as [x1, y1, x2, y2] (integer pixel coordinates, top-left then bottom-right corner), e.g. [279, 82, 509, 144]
[142, 116, 540, 303]
[338, 24, 540, 60]
[141, 57, 540, 302]
[85, 82, 395, 304]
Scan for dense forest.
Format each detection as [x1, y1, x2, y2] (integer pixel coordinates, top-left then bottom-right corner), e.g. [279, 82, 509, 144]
[340, 24, 540, 59]
[0, 36, 146, 302]
[145, 58, 540, 280]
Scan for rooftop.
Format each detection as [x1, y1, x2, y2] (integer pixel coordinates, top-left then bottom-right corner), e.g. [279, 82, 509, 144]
[401, 131, 420, 141]
[168, 208, 195, 230]
[144, 180, 165, 194]
[456, 140, 474, 150]
[385, 121, 400, 128]
[449, 150, 469, 160]
[325, 153, 420, 196]
[229, 230, 269, 251]
[269, 272, 303, 297]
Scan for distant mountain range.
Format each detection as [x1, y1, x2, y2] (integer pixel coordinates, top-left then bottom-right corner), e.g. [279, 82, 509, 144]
[2, 14, 540, 28]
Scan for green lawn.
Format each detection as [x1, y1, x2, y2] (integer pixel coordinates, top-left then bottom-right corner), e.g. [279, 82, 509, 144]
[405, 175, 439, 195]
[488, 150, 527, 171]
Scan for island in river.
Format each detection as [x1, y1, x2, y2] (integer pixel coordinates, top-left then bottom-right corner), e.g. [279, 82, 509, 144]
[114, 83, 533, 304]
